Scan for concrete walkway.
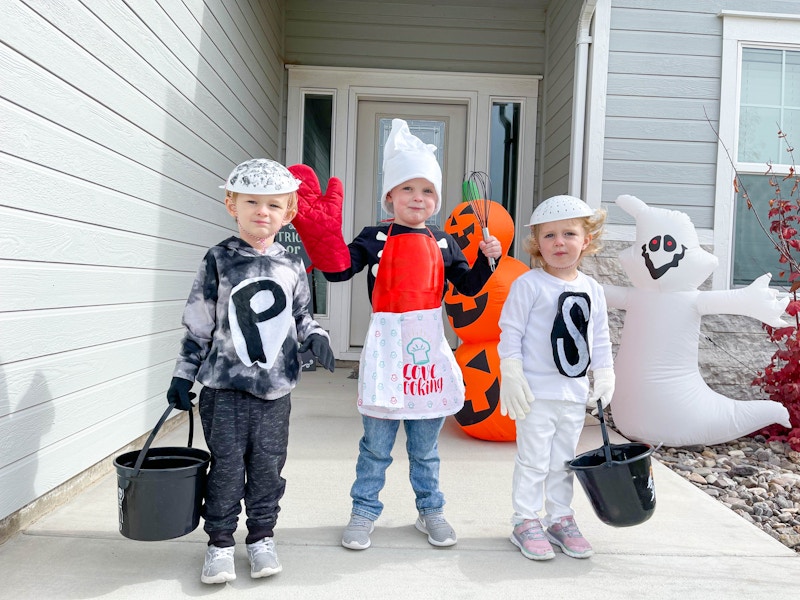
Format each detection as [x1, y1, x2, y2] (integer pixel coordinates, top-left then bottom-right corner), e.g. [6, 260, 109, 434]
[0, 367, 798, 599]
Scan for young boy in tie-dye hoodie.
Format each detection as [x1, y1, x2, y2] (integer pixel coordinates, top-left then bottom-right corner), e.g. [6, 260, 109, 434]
[167, 158, 334, 585]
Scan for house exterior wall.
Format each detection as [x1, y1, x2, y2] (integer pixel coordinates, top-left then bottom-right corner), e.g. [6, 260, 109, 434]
[602, 0, 800, 230]
[0, 0, 286, 523]
[539, 0, 584, 199]
[284, 0, 547, 75]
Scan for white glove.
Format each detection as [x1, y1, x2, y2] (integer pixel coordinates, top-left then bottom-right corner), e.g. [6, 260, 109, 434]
[588, 367, 615, 413]
[499, 358, 535, 420]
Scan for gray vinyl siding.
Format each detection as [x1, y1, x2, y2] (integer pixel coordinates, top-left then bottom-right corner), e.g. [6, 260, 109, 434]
[539, 0, 583, 200]
[0, 0, 286, 521]
[285, 0, 547, 75]
[603, 0, 800, 228]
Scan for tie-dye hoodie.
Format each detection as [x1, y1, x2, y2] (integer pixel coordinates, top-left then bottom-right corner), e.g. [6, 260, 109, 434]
[173, 236, 328, 400]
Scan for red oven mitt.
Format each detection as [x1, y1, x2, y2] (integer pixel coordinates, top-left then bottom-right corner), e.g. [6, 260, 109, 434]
[288, 164, 351, 273]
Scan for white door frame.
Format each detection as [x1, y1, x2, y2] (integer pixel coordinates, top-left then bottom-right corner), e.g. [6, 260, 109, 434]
[285, 65, 540, 360]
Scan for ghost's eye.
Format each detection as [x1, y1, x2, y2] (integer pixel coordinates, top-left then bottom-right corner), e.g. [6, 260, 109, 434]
[663, 235, 677, 253]
[648, 236, 661, 252]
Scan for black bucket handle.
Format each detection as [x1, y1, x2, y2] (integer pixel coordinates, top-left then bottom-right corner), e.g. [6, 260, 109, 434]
[585, 399, 661, 468]
[131, 403, 196, 477]
[595, 398, 614, 466]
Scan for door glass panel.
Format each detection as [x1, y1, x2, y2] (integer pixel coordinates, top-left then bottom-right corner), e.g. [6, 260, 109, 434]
[490, 101, 521, 255]
[376, 118, 446, 228]
[277, 94, 333, 314]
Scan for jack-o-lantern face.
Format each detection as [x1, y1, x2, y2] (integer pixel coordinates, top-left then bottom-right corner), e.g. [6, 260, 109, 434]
[445, 201, 515, 266]
[444, 199, 526, 442]
[444, 256, 530, 343]
[454, 341, 515, 441]
[445, 288, 489, 331]
[447, 207, 477, 259]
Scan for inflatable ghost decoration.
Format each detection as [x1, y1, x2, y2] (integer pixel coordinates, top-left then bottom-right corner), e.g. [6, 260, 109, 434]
[604, 195, 791, 447]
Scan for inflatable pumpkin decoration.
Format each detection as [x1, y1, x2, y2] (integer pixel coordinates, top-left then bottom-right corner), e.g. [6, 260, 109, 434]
[444, 200, 528, 441]
[445, 257, 529, 344]
[454, 341, 516, 441]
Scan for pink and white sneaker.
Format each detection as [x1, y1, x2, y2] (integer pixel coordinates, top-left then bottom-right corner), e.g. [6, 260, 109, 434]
[510, 519, 555, 561]
[546, 516, 594, 558]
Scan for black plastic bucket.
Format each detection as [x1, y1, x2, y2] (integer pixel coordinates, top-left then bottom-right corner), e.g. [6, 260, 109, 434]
[114, 404, 209, 541]
[568, 401, 656, 527]
[569, 442, 656, 527]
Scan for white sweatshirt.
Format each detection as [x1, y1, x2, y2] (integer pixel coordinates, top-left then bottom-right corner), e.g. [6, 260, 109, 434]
[498, 268, 613, 404]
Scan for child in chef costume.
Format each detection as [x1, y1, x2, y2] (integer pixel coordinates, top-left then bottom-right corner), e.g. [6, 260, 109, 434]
[287, 119, 502, 550]
[497, 195, 615, 561]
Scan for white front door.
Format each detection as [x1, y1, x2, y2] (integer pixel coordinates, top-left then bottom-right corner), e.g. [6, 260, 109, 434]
[349, 101, 467, 349]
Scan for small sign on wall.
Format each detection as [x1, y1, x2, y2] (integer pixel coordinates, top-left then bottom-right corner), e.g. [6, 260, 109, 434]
[276, 223, 317, 371]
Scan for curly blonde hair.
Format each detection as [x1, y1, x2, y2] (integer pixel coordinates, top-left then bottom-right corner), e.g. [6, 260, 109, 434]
[523, 209, 607, 268]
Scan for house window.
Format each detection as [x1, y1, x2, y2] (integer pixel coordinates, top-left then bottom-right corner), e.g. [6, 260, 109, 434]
[738, 48, 800, 163]
[732, 47, 800, 287]
[717, 12, 800, 289]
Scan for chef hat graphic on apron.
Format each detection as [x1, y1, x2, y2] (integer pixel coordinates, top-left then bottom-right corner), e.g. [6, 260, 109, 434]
[381, 119, 443, 215]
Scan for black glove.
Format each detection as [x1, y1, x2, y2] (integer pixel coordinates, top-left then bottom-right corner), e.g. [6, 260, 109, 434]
[299, 333, 335, 372]
[167, 377, 196, 411]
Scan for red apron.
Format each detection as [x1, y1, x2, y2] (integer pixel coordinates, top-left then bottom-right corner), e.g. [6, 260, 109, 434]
[357, 226, 465, 419]
[371, 225, 443, 312]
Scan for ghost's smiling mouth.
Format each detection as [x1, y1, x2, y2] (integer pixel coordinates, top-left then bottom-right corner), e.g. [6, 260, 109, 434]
[641, 244, 687, 279]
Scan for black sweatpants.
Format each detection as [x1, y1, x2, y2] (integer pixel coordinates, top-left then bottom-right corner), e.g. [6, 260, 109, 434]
[199, 387, 291, 547]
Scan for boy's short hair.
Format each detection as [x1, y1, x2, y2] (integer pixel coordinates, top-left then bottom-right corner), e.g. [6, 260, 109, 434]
[227, 190, 298, 216]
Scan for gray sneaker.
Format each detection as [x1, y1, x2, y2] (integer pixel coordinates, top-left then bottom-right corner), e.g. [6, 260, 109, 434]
[246, 537, 282, 578]
[415, 512, 457, 547]
[200, 545, 236, 584]
[342, 513, 375, 550]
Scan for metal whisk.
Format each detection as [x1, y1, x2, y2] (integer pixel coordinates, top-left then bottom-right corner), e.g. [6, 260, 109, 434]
[462, 171, 496, 271]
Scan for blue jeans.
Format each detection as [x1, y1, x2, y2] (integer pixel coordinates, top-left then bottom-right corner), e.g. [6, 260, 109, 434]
[350, 416, 446, 520]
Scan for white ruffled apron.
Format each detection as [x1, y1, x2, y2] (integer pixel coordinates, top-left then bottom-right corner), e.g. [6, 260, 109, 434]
[358, 226, 464, 419]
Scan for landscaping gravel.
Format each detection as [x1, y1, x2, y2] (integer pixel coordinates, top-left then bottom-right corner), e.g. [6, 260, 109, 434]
[652, 435, 800, 553]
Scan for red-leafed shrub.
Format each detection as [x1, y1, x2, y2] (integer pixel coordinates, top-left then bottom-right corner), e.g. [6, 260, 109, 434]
[734, 129, 800, 451]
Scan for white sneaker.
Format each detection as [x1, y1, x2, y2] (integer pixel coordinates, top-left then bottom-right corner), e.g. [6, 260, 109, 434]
[201, 545, 236, 584]
[246, 537, 282, 578]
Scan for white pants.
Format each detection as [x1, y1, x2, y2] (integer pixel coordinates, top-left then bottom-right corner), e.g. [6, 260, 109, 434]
[512, 398, 586, 527]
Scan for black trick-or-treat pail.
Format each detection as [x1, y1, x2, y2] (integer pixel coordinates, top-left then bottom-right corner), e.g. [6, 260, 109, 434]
[113, 405, 209, 541]
[569, 442, 656, 527]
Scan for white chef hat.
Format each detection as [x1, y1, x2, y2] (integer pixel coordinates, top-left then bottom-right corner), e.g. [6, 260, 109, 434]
[380, 119, 443, 215]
